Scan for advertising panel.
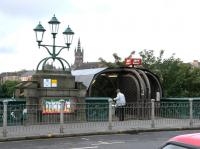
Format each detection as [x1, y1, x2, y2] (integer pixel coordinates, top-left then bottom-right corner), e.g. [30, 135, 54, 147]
[42, 98, 75, 114]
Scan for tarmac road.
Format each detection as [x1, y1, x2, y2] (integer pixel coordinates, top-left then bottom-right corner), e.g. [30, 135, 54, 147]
[0, 130, 199, 149]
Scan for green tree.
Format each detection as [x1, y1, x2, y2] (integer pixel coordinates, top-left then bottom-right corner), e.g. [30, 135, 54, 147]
[139, 49, 200, 97]
[2, 80, 19, 98]
[182, 66, 200, 97]
[99, 53, 126, 68]
[0, 84, 5, 98]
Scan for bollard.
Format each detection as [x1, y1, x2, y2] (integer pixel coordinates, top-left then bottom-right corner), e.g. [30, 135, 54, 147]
[108, 98, 113, 130]
[2, 100, 8, 137]
[60, 99, 65, 133]
[189, 98, 193, 127]
[151, 99, 155, 128]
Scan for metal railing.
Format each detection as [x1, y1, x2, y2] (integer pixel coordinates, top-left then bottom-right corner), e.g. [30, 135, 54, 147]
[0, 98, 200, 138]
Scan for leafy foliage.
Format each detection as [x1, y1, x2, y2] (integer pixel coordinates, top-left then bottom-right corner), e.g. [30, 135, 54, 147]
[140, 49, 200, 97]
[0, 84, 4, 98]
[0, 80, 19, 98]
[99, 49, 200, 97]
[99, 53, 129, 68]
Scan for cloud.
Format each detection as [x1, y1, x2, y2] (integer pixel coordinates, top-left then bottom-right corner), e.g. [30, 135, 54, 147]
[0, 0, 72, 18]
[1, 0, 200, 73]
[0, 46, 15, 54]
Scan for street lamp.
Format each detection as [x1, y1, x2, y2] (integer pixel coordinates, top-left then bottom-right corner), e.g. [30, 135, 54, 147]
[33, 15, 74, 72]
[63, 25, 74, 49]
[48, 14, 60, 35]
[33, 22, 46, 44]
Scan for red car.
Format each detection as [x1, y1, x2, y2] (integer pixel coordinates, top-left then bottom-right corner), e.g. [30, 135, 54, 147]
[160, 133, 200, 149]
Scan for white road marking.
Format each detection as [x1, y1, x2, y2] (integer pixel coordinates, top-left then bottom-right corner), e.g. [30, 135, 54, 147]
[81, 138, 89, 140]
[70, 146, 98, 149]
[70, 140, 125, 149]
[91, 141, 125, 146]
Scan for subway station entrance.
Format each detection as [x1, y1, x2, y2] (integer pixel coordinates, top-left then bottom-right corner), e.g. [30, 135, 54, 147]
[87, 67, 162, 103]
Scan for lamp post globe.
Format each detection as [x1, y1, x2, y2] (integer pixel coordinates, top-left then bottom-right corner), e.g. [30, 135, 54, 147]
[48, 14, 60, 35]
[63, 25, 74, 49]
[33, 22, 46, 44]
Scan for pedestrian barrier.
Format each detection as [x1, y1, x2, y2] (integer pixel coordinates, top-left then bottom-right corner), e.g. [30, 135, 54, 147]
[85, 97, 109, 122]
[0, 101, 26, 126]
[0, 98, 200, 138]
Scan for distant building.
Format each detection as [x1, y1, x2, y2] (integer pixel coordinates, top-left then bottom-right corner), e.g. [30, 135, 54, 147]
[0, 70, 35, 84]
[191, 60, 200, 68]
[20, 71, 35, 81]
[0, 72, 21, 84]
[72, 39, 106, 70]
[0, 71, 26, 84]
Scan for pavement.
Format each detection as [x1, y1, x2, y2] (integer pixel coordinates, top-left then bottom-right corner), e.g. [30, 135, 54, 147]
[0, 119, 200, 142]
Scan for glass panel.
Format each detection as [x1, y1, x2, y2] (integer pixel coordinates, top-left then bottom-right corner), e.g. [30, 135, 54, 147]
[64, 34, 74, 45]
[49, 24, 59, 34]
[35, 31, 44, 42]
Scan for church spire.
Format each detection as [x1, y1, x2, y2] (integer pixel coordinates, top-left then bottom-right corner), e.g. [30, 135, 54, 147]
[77, 38, 81, 52]
[74, 38, 84, 67]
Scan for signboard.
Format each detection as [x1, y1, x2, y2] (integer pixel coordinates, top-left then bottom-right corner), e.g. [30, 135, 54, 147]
[133, 58, 142, 65]
[125, 58, 142, 65]
[43, 79, 51, 87]
[43, 79, 58, 88]
[51, 79, 57, 87]
[125, 58, 133, 65]
[42, 98, 75, 114]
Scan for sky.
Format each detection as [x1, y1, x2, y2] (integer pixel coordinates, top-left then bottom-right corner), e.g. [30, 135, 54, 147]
[1, 0, 200, 73]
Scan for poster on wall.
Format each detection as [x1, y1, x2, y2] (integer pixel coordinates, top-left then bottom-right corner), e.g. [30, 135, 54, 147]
[51, 79, 57, 87]
[43, 79, 58, 88]
[42, 98, 75, 114]
[43, 79, 51, 87]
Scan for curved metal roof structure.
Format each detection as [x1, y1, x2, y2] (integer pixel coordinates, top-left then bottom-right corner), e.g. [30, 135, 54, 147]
[72, 67, 162, 102]
[71, 68, 107, 88]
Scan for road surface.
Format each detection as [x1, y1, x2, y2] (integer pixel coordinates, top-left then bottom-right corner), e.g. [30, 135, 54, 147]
[0, 130, 199, 149]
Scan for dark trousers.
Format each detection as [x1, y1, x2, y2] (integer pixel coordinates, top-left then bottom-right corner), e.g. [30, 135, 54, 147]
[115, 106, 125, 121]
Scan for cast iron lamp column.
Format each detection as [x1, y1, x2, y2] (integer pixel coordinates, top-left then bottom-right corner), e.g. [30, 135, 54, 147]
[34, 15, 74, 71]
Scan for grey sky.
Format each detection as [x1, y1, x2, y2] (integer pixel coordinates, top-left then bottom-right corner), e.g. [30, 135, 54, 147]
[0, 0, 200, 73]
[0, 0, 69, 17]
[0, 47, 14, 53]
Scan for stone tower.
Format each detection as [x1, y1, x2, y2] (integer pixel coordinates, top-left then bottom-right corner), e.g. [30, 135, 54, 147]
[74, 38, 84, 67]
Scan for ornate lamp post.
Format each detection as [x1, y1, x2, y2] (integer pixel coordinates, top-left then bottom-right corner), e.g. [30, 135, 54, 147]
[34, 15, 74, 72]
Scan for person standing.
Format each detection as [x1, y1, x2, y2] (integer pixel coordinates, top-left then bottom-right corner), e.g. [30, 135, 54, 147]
[114, 89, 126, 121]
